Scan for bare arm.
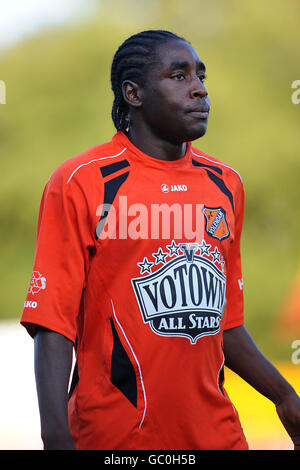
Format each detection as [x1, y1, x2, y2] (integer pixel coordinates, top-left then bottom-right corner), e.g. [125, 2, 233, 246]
[34, 327, 76, 450]
[223, 325, 300, 449]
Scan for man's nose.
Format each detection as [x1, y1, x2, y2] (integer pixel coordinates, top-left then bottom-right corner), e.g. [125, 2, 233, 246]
[190, 76, 208, 99]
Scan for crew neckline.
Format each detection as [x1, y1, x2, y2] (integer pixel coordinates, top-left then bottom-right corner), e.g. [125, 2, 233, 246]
[114, 131, 192, 168]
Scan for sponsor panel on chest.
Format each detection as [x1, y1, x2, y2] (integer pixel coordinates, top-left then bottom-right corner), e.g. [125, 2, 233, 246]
[131, 236, 230, 344]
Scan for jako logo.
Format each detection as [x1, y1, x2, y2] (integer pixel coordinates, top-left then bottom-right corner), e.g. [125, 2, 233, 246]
[161, 184, 169, 193]
[161, 184, 187, 193]
[24, 300, 38, 309]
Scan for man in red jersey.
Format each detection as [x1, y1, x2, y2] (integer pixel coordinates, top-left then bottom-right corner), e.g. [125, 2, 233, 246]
[21, 30, 300, 450]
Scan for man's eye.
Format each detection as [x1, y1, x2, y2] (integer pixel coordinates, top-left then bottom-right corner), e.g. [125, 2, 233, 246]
[198, 74, 207, 82]
[171, 72, 185, 80]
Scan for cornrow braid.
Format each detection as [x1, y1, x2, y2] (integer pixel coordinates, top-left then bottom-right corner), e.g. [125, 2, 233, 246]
[110, 30, 186, 131]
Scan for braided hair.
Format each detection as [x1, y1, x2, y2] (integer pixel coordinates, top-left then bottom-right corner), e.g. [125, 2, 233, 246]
[110, 30, 186, 131]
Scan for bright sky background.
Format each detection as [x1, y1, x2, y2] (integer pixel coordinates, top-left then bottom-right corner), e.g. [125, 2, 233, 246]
[0, 0, 97, 50]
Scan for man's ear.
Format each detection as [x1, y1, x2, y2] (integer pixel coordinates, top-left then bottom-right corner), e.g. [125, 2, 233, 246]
[122, 80, 143, 108]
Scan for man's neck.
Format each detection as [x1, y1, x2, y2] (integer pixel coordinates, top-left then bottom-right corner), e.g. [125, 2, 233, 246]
[126, 125, 186, 162]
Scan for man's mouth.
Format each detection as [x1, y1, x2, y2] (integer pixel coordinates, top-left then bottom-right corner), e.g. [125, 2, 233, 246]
[186, 106, 210, 119]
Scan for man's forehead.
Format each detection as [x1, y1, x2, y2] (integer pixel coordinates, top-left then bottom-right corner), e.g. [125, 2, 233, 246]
[155, 40, 205, 71]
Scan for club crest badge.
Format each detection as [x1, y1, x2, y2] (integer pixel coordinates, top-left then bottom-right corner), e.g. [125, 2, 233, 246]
[202, 206, 229, 241]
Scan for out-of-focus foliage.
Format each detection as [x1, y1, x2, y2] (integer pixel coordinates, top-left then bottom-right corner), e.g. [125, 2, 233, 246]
[0, 0, 299, 360]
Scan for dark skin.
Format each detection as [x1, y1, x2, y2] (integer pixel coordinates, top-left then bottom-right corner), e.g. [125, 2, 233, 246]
[34, 39, 300, 450]
[124, 40, 210, 161]
[34, 328, 76, 450]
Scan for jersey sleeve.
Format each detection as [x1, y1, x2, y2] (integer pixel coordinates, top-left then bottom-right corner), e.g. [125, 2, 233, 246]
[223, 177, 245, 330]
[21, 164, 97, 343]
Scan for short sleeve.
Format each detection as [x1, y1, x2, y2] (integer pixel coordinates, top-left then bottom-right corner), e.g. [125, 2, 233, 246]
[21, 165, 96, 342]
[223, 178, 245, 330]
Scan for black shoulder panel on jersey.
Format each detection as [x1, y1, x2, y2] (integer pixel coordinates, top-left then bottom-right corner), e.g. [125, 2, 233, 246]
[206, 170, 234, 212]
[95, 171, 129, 239]
[109, 317, 137, 408]
[100, 159, 130, 178]
[192, 158, 223, 175]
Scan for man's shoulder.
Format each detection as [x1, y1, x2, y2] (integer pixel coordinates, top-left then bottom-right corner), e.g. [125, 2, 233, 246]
[49, 136, 127, 187]
[190, 145, 243, 187]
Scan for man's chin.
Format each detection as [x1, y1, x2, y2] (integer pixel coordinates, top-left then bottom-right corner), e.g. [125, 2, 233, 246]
[185, 123, 208, 142]
[162, 122, 208, 145]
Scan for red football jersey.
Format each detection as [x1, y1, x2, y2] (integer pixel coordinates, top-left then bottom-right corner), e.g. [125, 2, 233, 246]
[21, 131, 248, 450]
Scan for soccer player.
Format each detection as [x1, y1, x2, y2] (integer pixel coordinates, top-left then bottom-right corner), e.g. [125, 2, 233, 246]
[21, 30, 300, 450]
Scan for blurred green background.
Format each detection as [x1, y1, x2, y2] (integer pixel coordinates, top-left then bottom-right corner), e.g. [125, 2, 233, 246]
[0, 0, 299, 363]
